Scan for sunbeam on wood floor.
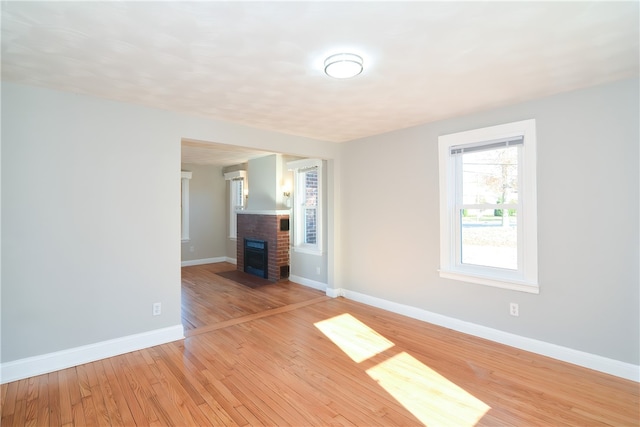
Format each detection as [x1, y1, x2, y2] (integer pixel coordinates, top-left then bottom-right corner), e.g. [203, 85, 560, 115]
[315, 312, 490, 426]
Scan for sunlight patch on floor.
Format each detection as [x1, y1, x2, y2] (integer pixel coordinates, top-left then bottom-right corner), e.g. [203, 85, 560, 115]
[367, 351, 490, 427]
[314, 313, 395, 363]
[315, 312, 490, 426]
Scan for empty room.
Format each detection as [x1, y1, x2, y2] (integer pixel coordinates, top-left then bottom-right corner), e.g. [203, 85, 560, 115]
[1, 1, 639, 426]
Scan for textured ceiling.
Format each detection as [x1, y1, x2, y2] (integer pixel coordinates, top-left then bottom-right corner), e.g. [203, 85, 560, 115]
[2, 1, 639, 164]
[181, 139, 272, 166]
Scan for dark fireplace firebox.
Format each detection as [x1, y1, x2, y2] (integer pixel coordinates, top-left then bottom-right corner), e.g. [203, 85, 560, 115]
[244, 238, 268, 279]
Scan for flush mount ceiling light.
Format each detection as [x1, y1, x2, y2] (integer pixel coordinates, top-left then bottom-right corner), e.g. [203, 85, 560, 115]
[324, 53, 363, 79]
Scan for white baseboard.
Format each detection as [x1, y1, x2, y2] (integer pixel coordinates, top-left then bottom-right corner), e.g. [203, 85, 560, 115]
[288, 275, 327, 292]
[333, 288, 639, 382]
[0, 324, 184, 384]
[225, 257, 237, 265]
[325, 287, 344, 298]
[181, 257, 227, 267]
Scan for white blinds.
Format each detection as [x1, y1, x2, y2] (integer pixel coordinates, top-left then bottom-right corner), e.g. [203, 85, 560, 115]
[450, 135, 523, 155]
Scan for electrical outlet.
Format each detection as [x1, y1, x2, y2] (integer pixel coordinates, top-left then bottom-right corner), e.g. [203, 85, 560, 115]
[316, 267, 321, 275]
[190, 246, 195, 253]
[153, 302, 162, 316]
[509, 302, 519, 317]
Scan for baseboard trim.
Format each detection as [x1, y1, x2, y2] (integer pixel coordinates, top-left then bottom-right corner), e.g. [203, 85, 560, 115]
[225, 257, 237, 265]
[288, 275, 327, 292]
[1, 324, 184, 384]
[325, 287, 343, 298]
[181, 257, 227, 267]
[336, 288, 639, 382]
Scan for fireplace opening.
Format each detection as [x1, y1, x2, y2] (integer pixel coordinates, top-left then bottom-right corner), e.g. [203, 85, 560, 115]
[244, 238, 268, 279]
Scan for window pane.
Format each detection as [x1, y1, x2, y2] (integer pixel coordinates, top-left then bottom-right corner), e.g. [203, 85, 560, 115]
[231, 179, 244, 209]
[462, 146, 518, 205]
[305, 207, 317, 244]
[305, 170, 318, 207]
[460, 209, 517, 270]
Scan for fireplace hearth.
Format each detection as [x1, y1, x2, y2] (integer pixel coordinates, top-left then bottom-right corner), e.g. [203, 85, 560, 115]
[244, 238, 268, 279]
[237, 212, 290, 282]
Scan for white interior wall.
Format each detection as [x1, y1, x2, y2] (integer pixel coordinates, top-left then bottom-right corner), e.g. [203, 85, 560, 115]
[339, 78, 639, 366]
[0, 83, 337, 376]
[180, 163, 226, 263]
[1, 84, 183, 363]
[246, 155, 279, 211]
[2, 78, 637, 381]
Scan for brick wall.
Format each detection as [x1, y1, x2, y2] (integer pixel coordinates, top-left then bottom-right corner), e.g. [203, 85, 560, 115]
[237, 213, 290, 282]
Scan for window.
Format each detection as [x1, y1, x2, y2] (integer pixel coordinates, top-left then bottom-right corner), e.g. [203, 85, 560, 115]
[181, 171, 192, 242]
[287, 159, 323, 255]
[224, 170, 246, 239]
[438, 119, 538, 293]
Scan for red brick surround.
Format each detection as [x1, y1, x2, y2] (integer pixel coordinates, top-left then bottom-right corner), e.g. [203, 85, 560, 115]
[237, 213, 290, 282]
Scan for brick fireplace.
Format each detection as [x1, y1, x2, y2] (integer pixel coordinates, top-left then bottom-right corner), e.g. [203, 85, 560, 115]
[237, 212, 290, 282]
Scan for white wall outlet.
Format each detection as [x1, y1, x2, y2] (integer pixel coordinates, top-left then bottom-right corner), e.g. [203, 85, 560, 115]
[509, 302, 519, 317]
[189, 246, 195, 253]
[152, 302, 162, 316]
[316, 267, 321, 275]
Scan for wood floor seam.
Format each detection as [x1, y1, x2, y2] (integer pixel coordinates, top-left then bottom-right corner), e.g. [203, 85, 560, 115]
[184, 295, 331, 338]
[4, 264, 636, 427]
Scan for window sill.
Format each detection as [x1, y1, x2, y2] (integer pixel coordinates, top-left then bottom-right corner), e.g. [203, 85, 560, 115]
[293, 246, 323, 256]
[439, 269, 539, 294]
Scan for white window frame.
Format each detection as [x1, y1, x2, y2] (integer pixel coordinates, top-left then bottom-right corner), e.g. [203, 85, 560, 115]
[287, 159, 323, 256]
[181, 171, 192, 243]
[224, 170, 247, 240]
[438, 119, 538, 293]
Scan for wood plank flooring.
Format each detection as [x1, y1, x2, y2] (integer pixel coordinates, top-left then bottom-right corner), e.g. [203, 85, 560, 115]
[181, 263, 326, 332]
[2, 263, 638, 426]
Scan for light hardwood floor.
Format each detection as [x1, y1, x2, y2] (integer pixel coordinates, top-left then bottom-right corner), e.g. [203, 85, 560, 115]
[2, 263, 638, 426]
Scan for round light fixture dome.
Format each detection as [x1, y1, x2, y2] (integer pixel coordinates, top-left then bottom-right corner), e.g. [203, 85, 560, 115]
[324, 53, 363, 79]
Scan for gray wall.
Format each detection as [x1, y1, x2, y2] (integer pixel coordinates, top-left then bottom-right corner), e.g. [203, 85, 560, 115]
[339, 78, 639, 365]
[246, 155, 279, 211]
[3, 78, 637, 371]
[1, 82, 337, 364]
[181, 163, 226, 262]
[1, 84, 182, 362]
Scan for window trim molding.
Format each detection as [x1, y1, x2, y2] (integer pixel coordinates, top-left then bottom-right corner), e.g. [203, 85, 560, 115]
[287, 159, 323, 256]
[224, 170, 247, 240]
[438, 119, 538, 293]
[181, 171, 192, 243]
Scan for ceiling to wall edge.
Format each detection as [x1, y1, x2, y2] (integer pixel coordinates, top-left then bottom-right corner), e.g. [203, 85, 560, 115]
[181, 137, 321, 168]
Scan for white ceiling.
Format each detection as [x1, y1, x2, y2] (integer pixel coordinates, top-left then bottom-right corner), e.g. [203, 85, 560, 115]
[181, 139, 273, 166]
[2, 1, 638, 165]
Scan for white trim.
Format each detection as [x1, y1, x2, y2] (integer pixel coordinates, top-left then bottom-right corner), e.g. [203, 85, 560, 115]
[293, 246, 323, 256]
[287, 158, 322, 171]
[439, 270, 540, 294]
[288, 274, 327, 292]
[228, 177, 245, 239]
[325, 287, 344, 298]
[181, 257, 227, 267]
[223, 170, 246, 180]
[237, 210, 291, 215]
[0, 325, 184, 384]
[181, 171, 192, 242]
[330, 288, 639, 382]
[289, 160, 323, 254]
[181, 257, 235, 267]
[438, 119, 538, 292]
